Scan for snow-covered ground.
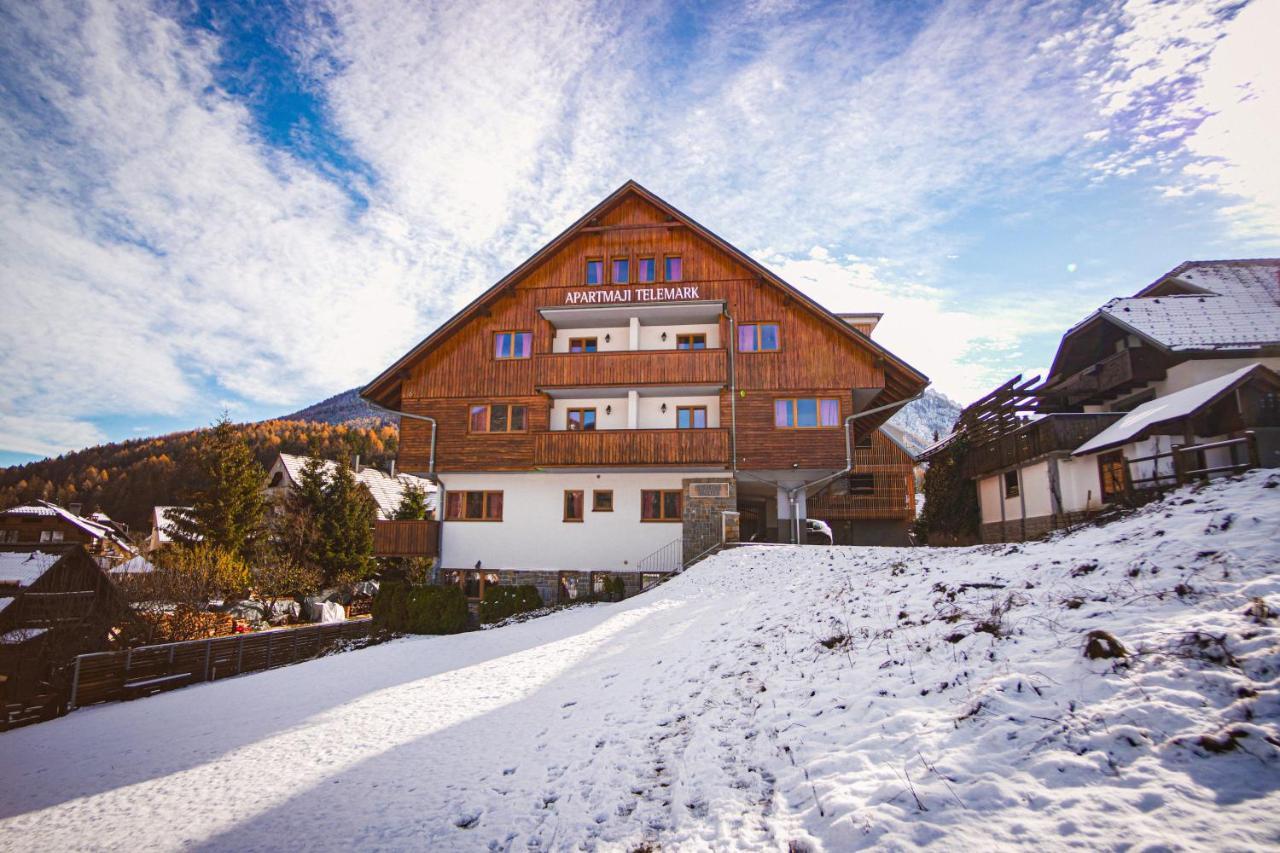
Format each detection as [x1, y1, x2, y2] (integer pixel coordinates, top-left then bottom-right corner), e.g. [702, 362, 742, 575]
[2, 472, 1279, 851]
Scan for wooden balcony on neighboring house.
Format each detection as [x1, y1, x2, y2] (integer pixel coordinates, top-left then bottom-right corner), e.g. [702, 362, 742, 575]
[372, 519, 439, 558]
[962, 413, 1124, 478]
[534, 347, 728, 389]
[534, 428, 731, 467]
[1045, 347, 1167, 405]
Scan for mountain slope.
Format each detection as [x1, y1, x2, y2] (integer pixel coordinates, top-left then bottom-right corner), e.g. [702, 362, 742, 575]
[281, 388, 392, 426]
[1, 472, 1276, 850]
[887, 388, 962, 454]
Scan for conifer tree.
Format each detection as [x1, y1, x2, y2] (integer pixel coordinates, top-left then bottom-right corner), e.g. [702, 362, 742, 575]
[170, 415, 266, 559]
[393, 481, 431, 520]
[284, 453, 376, 587]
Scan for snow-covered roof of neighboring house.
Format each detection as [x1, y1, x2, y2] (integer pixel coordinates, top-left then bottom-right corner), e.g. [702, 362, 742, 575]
[1092, 260, 1280, 352]
[150, 506, 190, 544]
[2, 501, 133, 553]
[878, 424, 915, 457]
[111, 555, 157, 574]
[273, 453, 437, 520]
[0, 627, 48, 644]
[0, 551, 61, 588]
[0, 596, 14, 615]
[1073, 363, 1276, 456]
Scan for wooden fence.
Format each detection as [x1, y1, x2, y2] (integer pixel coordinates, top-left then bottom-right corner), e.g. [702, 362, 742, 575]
[67, 618, 374, 711]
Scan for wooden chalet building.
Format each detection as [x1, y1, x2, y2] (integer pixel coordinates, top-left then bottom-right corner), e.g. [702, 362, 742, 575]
[922, 259, 1280, 543]
[0, 501, 134, 568]
[362, 181, 927, 601]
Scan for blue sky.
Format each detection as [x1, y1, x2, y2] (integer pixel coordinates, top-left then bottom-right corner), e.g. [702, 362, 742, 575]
[1, 0, 1278, 467]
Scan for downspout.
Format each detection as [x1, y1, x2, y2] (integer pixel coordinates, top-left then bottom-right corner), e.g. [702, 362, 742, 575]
[771, 390, 926, 543]
[722, 305, 738, 472]
[367, 400, 442, 581]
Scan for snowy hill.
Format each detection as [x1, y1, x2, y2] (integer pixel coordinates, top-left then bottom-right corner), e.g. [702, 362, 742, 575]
[280, 387, 392, 426]
[887, 388, 962, 454]
[1, 472, 1278, 850]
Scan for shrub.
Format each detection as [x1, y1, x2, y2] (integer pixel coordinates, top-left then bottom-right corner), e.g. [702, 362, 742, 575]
[479, 584, 545, 624]
[372, 582, 467, 634]
[608, 576, 626, 602]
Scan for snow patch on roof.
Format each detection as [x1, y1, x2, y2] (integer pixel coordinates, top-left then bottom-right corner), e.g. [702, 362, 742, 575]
[275, 453, 436, 520]
[0, 551, 61, 587]
[0, 627, 48, 644]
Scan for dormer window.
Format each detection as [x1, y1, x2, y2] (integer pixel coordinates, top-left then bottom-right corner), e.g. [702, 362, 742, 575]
[612, 258, 629, 284]
[586, 259, 603, 285]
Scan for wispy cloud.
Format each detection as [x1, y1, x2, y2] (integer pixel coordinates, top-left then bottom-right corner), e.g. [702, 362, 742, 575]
[0, 0, 1275, 456]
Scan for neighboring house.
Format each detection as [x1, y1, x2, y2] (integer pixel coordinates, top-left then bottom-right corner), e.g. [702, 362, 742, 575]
[0, 501, 135, 567]
[923, 259, 1280, 543]
[0, 548, 137, 727]
[360, 181, 929, 603]
[146, 506, 191, 552]
[264, 452, 437, 520]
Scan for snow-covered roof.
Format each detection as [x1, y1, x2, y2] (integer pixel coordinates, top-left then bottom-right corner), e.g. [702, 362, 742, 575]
[150, 506, 190, 544]
[274, 453, 437, 520]
[0, 596, 15, 615]
[0, 551, 61, 588]
[0, 627, 48, 644]
[1073, 363, 1273, 456]
[111, 555, 157, 574]
[1096, 260, 1280, 352]
[2, 501, 132, 551]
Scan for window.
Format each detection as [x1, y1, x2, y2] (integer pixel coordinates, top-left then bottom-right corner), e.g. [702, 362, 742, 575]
[641, 489, 682, 521]
[564, 490, 585, 522]
[637, 257, 656, 283]
[494, 331, 532, 359]
[469, 403, 527, 433]
[39, 530, 65, 543]
[774, 398, 840, 428]
[664, 255, 682, 282]
[677, 406, 708, 429]
[592, 572, 608, 596]
[849, 474, 875, 495]
[737, 323, 780, 352]
[855, 432, 873, 448]
[445, 490, 503, 521]
[642, 573, 662, 589]
[1097, 451, 1127, 500]
[586, 259, 603, 285]
[1, 530, 17, 544]
[676, 333, 706, 350]
[612, 258, 629, 284]
[593, 490, 614, 512]
[567, 408, 597, 430]
[568, 337, 598, 353]
[1003, 470, 1020, 499]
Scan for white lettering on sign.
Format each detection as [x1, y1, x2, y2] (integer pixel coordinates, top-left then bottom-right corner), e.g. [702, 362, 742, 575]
[563, 286, 700, 306]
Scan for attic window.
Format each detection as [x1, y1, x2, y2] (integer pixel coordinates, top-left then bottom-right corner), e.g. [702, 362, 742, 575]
[269, 472, 283, 487]
[586, 259, 603, 285]
[664, 255, 682, 282]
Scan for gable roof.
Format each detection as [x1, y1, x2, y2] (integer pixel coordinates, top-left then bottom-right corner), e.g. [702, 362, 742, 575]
[0, 551, 61, 588]
[273, 453, 436, 520]
[2, 501, 134, 553]
[361, 180, 927, 407]
[1072, 362, 1279, 456]
[1049, 259, 1280, 380]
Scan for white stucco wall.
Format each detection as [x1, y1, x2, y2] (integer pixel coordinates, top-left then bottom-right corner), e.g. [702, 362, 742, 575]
[637, 323, 720, 350]
[439, 472, 727, 571]
[549, 395, 720, 430]
[1057, 455, 1105, 512]
[549, 397, 631, 430]
[550, 322, 722, 353]
[1156, 357, 1280, 397]
[550, 326, 630, 352]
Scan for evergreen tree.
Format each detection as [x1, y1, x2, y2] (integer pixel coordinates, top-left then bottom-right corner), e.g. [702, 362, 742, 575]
[393, 481, 431, 520]
[170, 415, 266, 559]
[285, 453, 376, 587]
[913, 435, 981, 545]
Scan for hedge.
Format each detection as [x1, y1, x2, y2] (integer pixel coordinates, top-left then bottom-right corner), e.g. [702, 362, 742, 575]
[373, 582, 469, 634]
[479, 584, 545, 624]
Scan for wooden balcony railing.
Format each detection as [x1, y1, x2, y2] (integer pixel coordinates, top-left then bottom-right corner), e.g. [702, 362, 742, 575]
[962, 413, 1124, 478]
[534, 428, 730, 467]
[373, 519, 439, 558]
[535, 348, 727, 388]
[809, 470, 915, 520]
[1046, 347, 1166, 405]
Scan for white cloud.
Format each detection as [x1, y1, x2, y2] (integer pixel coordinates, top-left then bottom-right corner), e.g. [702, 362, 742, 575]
[757, 252, 1097, 403]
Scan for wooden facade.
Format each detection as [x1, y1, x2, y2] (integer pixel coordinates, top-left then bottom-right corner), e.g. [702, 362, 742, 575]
[368, 182, 926, 476]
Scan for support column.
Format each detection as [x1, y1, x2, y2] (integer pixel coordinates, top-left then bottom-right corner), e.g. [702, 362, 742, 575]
[627, 390, 639, 429]
[629, 317, 640, 351]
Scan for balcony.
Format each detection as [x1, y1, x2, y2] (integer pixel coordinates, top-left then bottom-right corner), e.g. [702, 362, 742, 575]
[963, 413, 1124, 478]
[535, 348, 727, 389]
[373, 520, 439, 558]
[1046, 347, 1167, 405]
[534, 428, 730, 467]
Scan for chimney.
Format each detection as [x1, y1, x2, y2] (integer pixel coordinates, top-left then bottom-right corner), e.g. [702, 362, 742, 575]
[352, 453, 361, 472]
[69, 502, 83, 516]
[388, 458, 396, 477]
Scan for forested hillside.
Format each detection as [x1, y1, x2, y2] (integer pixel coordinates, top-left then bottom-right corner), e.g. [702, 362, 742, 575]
[0, 420, 398, 532]
[281, 388, 391, 426]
